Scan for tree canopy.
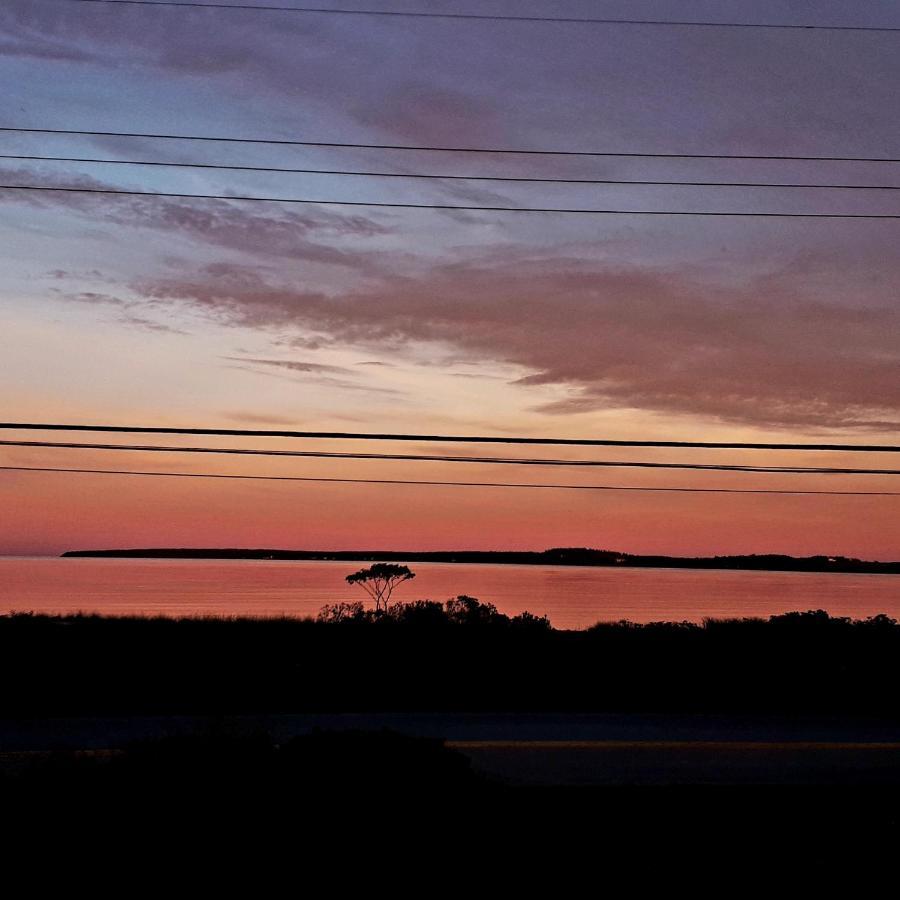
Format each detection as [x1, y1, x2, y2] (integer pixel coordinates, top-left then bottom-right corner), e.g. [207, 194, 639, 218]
[345, 563, 416, 613]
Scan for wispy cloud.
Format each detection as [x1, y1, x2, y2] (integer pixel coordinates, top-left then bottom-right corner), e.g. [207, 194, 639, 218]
[222, 356, 353, 375]
[222, 411, 299, 426]
[222, 355, 405, 397]
[127, 257, 900, 431]
[0, 165, 391, 269]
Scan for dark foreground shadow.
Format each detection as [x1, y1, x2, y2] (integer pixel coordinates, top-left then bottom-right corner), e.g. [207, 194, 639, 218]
[2, 728, 484, 804]
[4, 730, 899, 868]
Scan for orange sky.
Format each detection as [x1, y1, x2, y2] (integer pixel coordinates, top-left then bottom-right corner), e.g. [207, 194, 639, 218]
[3, 413, 897, 558]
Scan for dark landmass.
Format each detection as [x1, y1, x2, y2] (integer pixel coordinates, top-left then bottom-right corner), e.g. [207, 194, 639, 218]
[4, 605, 900, 717]
[60, 545, 900, 573]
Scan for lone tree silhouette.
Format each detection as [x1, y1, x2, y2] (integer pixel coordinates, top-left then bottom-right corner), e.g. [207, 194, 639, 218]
[345, 563, 416, 613]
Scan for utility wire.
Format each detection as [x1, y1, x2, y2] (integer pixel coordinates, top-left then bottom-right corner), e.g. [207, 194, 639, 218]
[2, 422, 898, 453]
[2, 127, 898, 164]
[55, 1, 900, 34]
[3, 183, 899, 218]
[5, 154, 899, 191]
[3, 465, 899, 497]
[2, 439, 898, 474]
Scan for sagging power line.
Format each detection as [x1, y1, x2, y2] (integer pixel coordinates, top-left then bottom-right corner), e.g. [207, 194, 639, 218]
[56, 1, 900, 34]
[2, 127, 898, 164]
[3, 184, 899, 219]
[5, 154, 899, 192]
[2, 422, 897, 453]
[2, 440, 899, 474]
[2, 465, 899, 497]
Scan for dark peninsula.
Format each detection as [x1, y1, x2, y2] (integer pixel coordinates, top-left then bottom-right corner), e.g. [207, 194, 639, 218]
[61, 546, 900, 574]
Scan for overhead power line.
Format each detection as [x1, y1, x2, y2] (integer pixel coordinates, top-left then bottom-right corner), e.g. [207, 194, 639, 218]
[5, 154, 899, 192]
[2, 127, 899, 164]
[3, 465, 899, 497]
[56, 1, 900, 34]
[2, 422, 898, 453]
[3, 183, 899, 219]
[2, 439, 898, 474]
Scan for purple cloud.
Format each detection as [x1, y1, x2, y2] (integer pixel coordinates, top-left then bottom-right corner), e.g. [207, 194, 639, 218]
[126, 255, 900, 430]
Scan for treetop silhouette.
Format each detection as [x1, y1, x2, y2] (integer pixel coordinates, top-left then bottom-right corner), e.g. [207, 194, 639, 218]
[346, 563, 416, 613]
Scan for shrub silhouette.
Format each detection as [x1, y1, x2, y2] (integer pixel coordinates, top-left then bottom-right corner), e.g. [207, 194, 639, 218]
[445, 595, 504, 625]
[389, 599, 449, 627]
[318, 601, 368, 623]
[510, 610, 552, 631]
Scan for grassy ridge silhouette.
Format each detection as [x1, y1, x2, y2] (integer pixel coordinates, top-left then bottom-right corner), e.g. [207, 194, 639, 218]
[3, 601, 900, 716]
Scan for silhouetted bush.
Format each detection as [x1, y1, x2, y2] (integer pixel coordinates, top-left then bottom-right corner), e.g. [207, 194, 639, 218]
[389, 599, 449, 627]
[447, 594, 510, 625]
[510, 611, 552, 631]
[316, 594, 545, 628]
[317, 601, 368, 623]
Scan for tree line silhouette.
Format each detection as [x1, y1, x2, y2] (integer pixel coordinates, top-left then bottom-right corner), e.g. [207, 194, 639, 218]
[3, 603, 899, 717]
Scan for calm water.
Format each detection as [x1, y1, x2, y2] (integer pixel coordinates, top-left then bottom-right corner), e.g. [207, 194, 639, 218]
[1, 557, 897, 629]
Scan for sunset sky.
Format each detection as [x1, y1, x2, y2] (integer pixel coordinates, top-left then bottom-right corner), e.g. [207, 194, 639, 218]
[1, 0, 898, 558]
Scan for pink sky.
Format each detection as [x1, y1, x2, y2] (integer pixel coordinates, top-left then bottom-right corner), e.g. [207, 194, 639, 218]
[1, 0, 898, 558]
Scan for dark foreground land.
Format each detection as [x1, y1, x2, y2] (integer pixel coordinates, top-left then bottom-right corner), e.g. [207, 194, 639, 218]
[4, 604, 900, 867]
[4, 603, 900, 716]
[5, 730, 900, 867]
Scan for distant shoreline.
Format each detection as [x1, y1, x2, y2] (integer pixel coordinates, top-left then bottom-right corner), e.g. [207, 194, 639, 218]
[60, 547, 900, 574]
